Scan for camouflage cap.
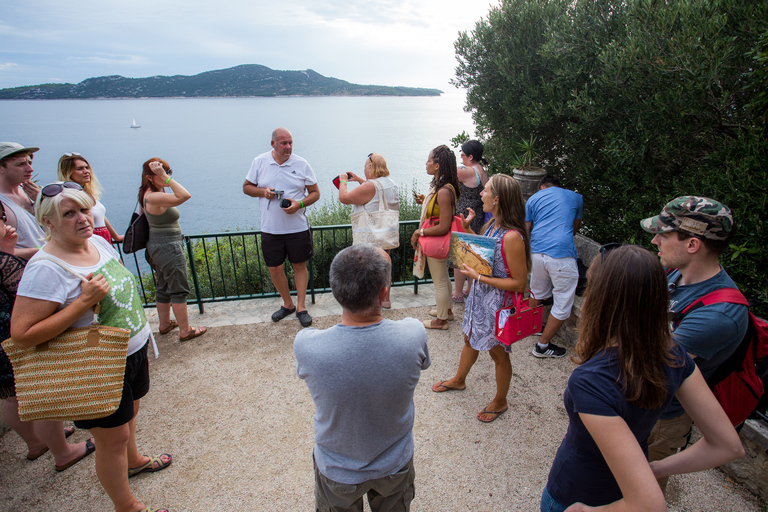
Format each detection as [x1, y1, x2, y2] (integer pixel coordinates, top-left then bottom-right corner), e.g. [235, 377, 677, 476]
[640, 196, 733, 240]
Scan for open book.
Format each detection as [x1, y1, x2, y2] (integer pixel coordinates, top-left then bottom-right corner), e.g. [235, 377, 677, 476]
[448, 232, 495, 276]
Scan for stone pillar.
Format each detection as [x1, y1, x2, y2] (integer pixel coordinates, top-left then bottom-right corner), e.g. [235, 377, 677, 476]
[512, 167, 547, 201]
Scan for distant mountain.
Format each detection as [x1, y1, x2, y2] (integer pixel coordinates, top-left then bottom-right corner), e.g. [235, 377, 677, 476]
[0, 65, 443, 99]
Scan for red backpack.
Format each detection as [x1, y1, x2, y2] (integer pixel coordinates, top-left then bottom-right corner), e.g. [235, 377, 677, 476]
[673, 288, 768, 426]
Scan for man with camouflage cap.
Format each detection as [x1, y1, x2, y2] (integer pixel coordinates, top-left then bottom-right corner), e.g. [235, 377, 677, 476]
[641, 196, 748, 491]
[0, 142, 43, 259]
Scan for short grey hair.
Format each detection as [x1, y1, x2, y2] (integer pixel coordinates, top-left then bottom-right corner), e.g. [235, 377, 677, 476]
[330, 244, 391, 313]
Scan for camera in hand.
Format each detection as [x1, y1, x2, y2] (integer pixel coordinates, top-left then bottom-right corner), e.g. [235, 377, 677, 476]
[280, 199, 291, 208]
[332, 173, 354, 189]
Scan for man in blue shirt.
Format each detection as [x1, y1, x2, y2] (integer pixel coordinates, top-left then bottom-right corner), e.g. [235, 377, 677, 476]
[641, 196, 748, 492]
[525, 175, 583, 358]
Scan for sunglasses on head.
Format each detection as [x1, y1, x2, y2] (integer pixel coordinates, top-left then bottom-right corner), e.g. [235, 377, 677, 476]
[368, 153, 373, 162]
[41, 181, 83, 198]
[599, 242, 622, 261]
[63, 152, 81, 157]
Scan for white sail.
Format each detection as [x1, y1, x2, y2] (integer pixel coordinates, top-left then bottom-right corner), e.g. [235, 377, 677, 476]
[131, 117, 141, 128]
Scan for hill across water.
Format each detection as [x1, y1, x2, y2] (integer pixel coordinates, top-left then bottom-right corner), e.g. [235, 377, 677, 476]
[0, 64, 443, 99]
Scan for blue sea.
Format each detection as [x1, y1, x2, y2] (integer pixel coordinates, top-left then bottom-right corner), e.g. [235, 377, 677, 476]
[1, 93, 474, 234]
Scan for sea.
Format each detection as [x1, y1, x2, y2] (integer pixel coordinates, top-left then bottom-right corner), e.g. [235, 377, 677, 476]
[1, 92, 475, 234]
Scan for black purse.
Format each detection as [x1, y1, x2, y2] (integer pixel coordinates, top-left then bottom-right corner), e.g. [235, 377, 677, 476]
[122, 202, 149, 254]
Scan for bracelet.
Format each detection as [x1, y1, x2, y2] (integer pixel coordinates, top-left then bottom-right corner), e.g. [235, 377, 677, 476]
[420, 228, 425, 237]
[340, 180, 347, 183]
[165, 176, 172, 184]
[478, 275, 482, 284]
[299, 200, 304, 208]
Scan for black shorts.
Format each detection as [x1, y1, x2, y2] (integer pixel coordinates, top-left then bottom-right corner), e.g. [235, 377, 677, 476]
[74, 342, 150, 430]
[261, 230, 314, 267]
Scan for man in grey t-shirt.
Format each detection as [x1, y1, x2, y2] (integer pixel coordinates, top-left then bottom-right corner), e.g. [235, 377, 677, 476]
[294, 244, 430, 511]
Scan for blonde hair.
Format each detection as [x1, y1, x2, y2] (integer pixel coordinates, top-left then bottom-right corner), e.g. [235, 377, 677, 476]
[57, 154, 102, 201]
[35, 182, 95, 242]
[368, 153, 390, 178]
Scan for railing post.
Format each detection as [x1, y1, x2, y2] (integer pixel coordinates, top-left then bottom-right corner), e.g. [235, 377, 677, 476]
[309, 254, 316, 304]
[184, 236, 205, 314]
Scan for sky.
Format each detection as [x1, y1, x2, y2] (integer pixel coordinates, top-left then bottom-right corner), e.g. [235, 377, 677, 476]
[0, 0, 498, 91]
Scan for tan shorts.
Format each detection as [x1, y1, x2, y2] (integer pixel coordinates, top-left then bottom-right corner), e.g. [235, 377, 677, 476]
[647, 411, 693, 491]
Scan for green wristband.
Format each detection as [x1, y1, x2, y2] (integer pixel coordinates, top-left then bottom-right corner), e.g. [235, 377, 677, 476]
[165, 176, 172, 184]
[300, 200, 305, 208]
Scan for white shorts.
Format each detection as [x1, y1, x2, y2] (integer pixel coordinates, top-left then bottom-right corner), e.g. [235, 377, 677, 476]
[529, 253, 578, 321]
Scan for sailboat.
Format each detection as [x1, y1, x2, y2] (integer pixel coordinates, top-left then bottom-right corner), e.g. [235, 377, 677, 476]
[130, 117, 141, 129]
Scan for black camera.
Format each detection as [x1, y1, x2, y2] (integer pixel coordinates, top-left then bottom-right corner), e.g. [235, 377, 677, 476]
[280, 199, 292, 208]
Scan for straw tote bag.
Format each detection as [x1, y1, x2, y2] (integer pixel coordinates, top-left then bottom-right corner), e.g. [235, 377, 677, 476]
[350, 179, 400, 250]
[1, 257, 130, 422]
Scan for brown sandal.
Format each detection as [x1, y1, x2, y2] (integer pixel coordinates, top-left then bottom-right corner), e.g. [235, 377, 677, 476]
[179, 326, 207, 342]
[159, 320, 178, 335]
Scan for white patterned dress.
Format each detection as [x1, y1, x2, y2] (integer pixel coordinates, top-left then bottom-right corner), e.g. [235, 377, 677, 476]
[461, 225, 524, 351]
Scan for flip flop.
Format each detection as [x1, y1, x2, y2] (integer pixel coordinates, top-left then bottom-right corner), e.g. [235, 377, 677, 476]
[452, 294, 464, 302]
[432, 380, 465, 393]
[428, 310, 454, 321]
[137, 508, 170, 512]
[27, 426, 76, 460]
[477, 406, 508, 423]
[129, 453, 173, 478]
[159, 320, 178, 335]
[179, 326, 207, 342]
[55, 438, 95, 472]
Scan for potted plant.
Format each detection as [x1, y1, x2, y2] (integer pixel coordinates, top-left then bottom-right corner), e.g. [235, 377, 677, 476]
[510, 135, 544, 173]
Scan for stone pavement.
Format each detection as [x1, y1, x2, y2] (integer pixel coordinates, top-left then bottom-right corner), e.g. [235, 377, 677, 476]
[143, 283, 438, 330]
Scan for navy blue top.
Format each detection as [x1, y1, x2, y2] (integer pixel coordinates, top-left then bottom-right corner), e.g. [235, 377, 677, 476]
[547, 344, 695, 507]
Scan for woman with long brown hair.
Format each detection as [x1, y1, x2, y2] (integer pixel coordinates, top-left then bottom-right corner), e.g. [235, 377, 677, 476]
[410, 145, 461, 329]
[431, 174, 530, 422]
[140, 158, 206, 342]
[541, 245, 743, 511]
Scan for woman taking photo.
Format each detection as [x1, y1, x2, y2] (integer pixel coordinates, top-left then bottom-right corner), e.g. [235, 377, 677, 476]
[453, 140, 488, 302]
[338, 152, 399, 308]
[140, 158, 206, 342]
[11, 181, 171, 512]
[410, 145, 461, 330]
[58, 153, 122, 244]
[541, 245, 743, 512]
[430, 174, 530, 422]
[0, 200, 87, 470]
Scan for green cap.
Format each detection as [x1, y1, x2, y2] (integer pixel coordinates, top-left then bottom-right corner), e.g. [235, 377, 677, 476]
[640, 196, 733, 241]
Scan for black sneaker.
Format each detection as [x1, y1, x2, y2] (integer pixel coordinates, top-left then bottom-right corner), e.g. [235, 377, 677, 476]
[532, 342, 566, 358]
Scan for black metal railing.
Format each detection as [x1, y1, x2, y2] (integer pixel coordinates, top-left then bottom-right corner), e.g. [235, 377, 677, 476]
[117, 220, 426, 311]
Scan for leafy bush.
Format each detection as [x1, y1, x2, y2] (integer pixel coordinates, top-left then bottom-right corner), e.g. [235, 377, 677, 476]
[454, 0, 768, 313]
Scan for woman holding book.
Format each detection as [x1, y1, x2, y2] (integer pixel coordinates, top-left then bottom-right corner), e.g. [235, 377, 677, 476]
[430, 174, 531, 423]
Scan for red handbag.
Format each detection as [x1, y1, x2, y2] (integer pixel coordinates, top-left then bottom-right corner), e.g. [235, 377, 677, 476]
[495, 289, 543, 346]
[418, 215, 464, 259]
[492, 231, 543, 345]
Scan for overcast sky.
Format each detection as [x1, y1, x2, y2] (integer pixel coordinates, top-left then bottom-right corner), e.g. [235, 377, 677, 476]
[0, 0, 498, 90]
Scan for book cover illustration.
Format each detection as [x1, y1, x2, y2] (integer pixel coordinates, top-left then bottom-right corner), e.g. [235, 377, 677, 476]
[448, 232, 495, 276]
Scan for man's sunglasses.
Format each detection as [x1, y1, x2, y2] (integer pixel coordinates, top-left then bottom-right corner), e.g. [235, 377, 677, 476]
[41, 181, 83, 198]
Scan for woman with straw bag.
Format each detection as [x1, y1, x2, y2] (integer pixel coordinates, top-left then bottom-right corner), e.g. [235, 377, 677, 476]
[339, 152, 399, 308]
[11, 181, 172, 512]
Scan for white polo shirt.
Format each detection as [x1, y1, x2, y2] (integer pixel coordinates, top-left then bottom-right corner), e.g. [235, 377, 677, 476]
[245, 152, 318, 235]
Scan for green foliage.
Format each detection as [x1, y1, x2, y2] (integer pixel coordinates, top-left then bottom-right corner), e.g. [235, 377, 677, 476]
[451, 131, 471, 148]
[455, 0, 768, 313]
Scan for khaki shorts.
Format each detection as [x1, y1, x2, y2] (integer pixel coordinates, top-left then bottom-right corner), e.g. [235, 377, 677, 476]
[647, 411, 693, 491]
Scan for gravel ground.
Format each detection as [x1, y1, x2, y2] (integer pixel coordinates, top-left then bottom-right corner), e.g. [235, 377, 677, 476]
[1, 304, 764, 511]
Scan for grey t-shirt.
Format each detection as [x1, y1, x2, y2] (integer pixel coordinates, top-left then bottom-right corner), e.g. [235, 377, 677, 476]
[294, 317, 430, 484]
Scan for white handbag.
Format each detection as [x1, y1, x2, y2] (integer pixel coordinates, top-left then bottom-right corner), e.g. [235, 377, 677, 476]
[350, 179, 400, 250]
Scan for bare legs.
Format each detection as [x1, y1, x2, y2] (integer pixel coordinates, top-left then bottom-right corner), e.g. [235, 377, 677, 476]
[90, 399, 169, 512]
[538, 315, 566, 345]
[2, 397, 90, 466]
[268, 261, 309, 312]
[433, 335, 512, 420]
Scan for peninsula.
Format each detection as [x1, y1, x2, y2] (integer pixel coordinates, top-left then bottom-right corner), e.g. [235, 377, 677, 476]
[0, 65, 443, 100]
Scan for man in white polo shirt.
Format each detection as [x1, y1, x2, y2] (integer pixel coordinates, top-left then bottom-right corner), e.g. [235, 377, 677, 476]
[243, 127, 320, 327]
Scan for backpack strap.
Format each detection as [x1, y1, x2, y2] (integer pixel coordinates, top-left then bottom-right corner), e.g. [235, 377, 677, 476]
[672, 287, 748, 325]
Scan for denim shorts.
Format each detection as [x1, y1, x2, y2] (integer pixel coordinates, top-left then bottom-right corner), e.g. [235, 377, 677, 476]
[540, 486, 567, 512]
